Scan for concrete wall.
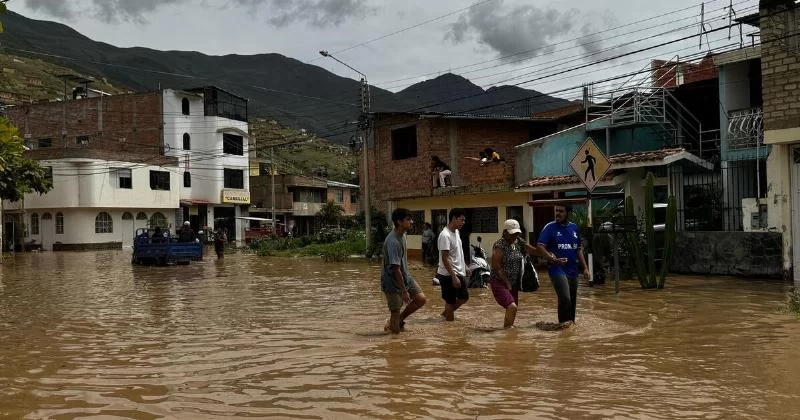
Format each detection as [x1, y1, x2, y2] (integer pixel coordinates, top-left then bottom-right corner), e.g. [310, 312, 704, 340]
[162, 90, 251, 205]
[396, 191, 531, 256]
[670, 231, 783, 277]
[17, 159, 180, 210]
[21, 208, 175, 250]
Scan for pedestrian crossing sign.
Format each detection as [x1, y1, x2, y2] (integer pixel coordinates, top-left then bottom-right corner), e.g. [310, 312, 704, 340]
[569, 137, 610, 193]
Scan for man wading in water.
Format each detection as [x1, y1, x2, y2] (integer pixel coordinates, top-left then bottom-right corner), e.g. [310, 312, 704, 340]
[381, 208, 427, 334]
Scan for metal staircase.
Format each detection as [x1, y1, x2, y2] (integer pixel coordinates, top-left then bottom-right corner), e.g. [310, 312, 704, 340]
[585, 56, 712, 159]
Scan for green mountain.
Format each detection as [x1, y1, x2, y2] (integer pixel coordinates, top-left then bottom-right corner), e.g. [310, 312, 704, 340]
[0, 11, 570, 144]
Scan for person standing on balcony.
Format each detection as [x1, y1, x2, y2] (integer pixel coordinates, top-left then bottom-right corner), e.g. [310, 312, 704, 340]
[382, 208, 427, 334]
[436, 208, 469, 321]
[431, 156, 452, 188]
[536, 203, 590, 328]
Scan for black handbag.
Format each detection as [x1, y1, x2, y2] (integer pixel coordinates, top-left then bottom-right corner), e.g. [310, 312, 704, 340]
[520, 255, 540, 292]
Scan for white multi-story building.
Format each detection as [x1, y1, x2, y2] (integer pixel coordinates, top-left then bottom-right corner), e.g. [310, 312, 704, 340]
[162, 87, 251, 245]
[3, 86, 251, 251]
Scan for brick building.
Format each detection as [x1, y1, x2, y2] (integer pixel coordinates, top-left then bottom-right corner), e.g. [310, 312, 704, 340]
[368, 112, 557, 259]
[758, 0, 800, 279]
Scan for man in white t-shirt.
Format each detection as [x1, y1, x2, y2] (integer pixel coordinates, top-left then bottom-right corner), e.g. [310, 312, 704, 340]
[436, 208, 469, 321]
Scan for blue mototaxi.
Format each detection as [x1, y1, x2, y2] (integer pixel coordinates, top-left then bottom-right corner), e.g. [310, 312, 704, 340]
[131, 228, 203, 265]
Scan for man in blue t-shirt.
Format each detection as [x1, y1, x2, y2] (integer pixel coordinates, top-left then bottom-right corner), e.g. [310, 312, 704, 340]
[536, 202, 590, 326]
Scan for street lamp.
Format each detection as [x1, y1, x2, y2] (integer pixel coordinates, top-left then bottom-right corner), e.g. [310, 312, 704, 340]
[319, 50, 372, 255]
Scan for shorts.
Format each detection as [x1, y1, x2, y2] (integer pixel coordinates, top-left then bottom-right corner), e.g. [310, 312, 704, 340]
[384, 278, 422, 312]
[436, 273, 469, 305]
[490, 278, 519, 309]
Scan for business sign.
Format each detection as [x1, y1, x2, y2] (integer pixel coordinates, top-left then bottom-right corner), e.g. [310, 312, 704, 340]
[569, 137, 611, 193]
[221, 189, 251, 204]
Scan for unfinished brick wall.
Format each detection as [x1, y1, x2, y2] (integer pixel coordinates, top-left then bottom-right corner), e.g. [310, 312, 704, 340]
[760, 0, 800, 131]
[6, 92, 163, 159]
[370, 114, 530, 202]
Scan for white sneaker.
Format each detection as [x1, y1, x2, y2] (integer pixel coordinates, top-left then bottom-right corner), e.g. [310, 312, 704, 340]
[431, 277, 440, 286]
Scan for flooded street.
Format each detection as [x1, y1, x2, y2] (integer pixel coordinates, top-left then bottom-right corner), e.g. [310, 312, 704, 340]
[1, 250, 800, 419]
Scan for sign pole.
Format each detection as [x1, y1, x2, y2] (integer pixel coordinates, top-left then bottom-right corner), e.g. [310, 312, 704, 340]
[587, 192, 594, 286]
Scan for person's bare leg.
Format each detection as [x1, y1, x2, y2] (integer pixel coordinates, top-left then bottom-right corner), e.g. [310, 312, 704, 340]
[386, 310, 401, 334]
[504, 303, 518, 329]
[442, 304, 455, 321]
[400, 293, 426, 323]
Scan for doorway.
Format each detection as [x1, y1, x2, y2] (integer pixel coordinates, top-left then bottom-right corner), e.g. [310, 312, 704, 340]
[121, 212, 134, 247]
[40, 212, 54, 251]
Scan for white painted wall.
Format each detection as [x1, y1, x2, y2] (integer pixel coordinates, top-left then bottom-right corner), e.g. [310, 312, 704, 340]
[20, 160, 180, 210]
[23, 208, 176, 249]
[162, 90, 251, 205]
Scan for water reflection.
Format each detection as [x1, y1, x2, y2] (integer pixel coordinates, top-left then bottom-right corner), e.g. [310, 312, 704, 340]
[0, 250, 798, 419]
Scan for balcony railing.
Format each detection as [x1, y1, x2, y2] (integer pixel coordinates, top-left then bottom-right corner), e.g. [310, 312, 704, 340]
[292, 202, 324, 217]
[727, 108, 763, 150]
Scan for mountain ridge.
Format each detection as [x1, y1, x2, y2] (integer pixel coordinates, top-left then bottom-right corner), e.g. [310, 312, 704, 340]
[0, 11, 570, 143]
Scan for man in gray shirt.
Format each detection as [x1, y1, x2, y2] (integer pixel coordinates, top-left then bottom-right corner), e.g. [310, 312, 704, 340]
[381, 208, 428, 334]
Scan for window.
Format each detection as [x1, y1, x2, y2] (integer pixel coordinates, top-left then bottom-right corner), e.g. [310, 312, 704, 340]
[183, 133, 191, 150]
[42, 212, 52, 220]
[184, 171, 191, 188]
[391, 125, 418, 160]
[223, 133, 244, 155]
[136, 212, 148, 221]
[76, 135, 89, 146]
[122, 212, 133, 220]
[182, 98, 190, 115]
[431, 209, 448, 234]
[38, 138, 52, 148]
[223, 168, 244, 189]
[44, 166, 53, 183]
[149, 170, 170, 191]
[468, 207, 499, 233]
[95, 212, 113, 233]
[333, 189, 344, 203]
[150, 212, 167, 228]
[292, 188, 325, 203]
[113, 168, 132, 189]
[506, 206, 523, 223]
[409, 210, 425, 235]
[30, 213, 39, 235]
[350, 191, 359, 204]
[56, 212, 64, 234]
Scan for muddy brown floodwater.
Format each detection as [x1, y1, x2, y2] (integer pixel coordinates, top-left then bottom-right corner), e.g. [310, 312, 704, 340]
[1, 250, 800, 419]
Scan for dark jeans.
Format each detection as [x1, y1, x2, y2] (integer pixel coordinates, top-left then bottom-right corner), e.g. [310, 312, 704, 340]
[551, 274, 578, 323]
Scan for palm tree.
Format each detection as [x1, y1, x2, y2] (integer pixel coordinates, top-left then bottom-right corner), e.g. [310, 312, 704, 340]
[317, 200, 344, 227]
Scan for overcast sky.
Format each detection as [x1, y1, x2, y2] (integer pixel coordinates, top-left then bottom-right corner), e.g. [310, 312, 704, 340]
[14, 0, 759, 99]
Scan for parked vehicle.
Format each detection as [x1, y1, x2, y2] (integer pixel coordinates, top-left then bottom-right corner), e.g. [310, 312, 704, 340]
[467, 236, 491, 288]
[131, 228, 203, 265]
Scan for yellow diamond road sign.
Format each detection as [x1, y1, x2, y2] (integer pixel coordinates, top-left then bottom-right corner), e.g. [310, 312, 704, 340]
[570, 137, 611, 193]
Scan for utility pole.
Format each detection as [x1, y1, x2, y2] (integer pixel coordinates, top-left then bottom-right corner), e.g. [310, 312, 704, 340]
[271, 146, 276, 234]
[319, 50, 372, 255]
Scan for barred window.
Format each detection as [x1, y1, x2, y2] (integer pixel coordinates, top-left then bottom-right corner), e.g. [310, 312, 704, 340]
[95, 212, 113, 233]
[468, 207, 499, 233]
[150, 212, 168, 229]
[56, 212, 64, 234]
[136, 212, 148, 221]
[408, 210, 425, 235]
[30, 213, 39, 235]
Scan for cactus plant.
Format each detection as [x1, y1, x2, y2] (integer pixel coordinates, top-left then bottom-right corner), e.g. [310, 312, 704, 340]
[625, 172, 677, 289]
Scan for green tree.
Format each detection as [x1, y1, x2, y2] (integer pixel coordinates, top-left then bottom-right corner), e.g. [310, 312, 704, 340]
[316, 200, 344, 227]
[0, 2, 6, 33]
[0, 117, 54, 251]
